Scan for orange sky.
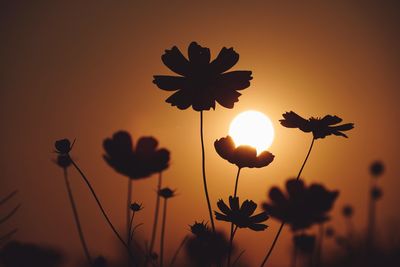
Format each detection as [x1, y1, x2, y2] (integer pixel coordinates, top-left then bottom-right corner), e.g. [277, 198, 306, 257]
[1, 1, 400, 266]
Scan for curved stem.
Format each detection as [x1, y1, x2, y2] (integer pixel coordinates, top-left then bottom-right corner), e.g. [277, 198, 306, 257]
[160, 199, 168, 267]
[149, 173, 163, 255]
[0, 190, 18, 206]
[69, 158, 129, 250]
[63, 168, 92, 266]
[200, 111, 215, 232]
[260, 137, 315, 267]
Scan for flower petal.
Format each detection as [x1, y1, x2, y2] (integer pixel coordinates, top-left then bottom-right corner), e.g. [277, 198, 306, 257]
[217, 71, 252, 91]
[286, 179, 305, 199]
[215, 89, 241, 109]
[217, 199, 231, 216]
[280, 111, 310, 130]
[240, 200, 257, 217]
[214, 136, 236, 163]
[321, 115, 342, 125]
[188, 42, 210, 66]
[210, 47, 239, 74]
[136, 137, 158, 155]
[268, 187, 287, 206]
[153, 76, 187, 91]
[254, 151, 275, 168]
[248, 223, 268, 231]
[233, 145, 257, 168]
[165, 89, 192, 110]
[249, 211, 269, 224]
[229, 196, 240, 212]
[161, 46, 190, 76]
[215, 211, 230, 222]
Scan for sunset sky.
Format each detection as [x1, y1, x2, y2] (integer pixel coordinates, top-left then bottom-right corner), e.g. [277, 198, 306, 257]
[1, 1, 400, 266]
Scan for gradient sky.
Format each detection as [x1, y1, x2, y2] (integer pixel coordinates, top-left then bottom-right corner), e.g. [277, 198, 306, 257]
[1, 1, 400, 266]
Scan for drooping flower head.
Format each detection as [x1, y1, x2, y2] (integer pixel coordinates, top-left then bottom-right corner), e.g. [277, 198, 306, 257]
[190, 221, 209, 237]
[371, 186, 383, 200]
[129, 202, 143, 212]
[214, 136, 274, 168]
[103, 131, 170, 180]
[153, 42, 253, 111]
[262, 179, 339, 231]
[280, 111, 354, 139]
[342, 204, 354, 218]
[215, 196, 269, 231]
[55, 155, 72, 169]
[54, 139, 75, 155]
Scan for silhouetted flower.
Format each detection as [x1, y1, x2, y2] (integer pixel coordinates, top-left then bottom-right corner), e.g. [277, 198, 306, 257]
[186, 228, 230, 265]
[55, 155, 72, 169]
[129, 202, 143, 212]
[215, 196, 269, 231]
[293, 234, 316, 254]
[262, 179, 339, 231]
[54, 139, 74, 154]
[371, 186, 383, 200]
[103, 131, 170, 179]
[190, 221, 209, 237]
[280, 111, 354, 139]
[0, 241, 63, 267]
[370, 161, 384, 177]
[342, 205, 354, 218]
[153, 42, 253, 111]
[214, 136, 274, 168]
[325, 226, 335, 238]
[158, 188, 175, 199]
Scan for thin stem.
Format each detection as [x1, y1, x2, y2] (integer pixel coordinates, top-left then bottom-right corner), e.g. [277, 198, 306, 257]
[228, 168, 242, 267]
[149, 173, 163, 255]
[127, 179, 132, 244]
[0, 190, 18, 206]
[69, 158, 129, 249]
[260, 137, 315, 267]
[0, 228, 18, 244]
[366, 178, 376, 256]
[128, 211, 135, 249]
[233, 168, 241, 198]
[168, 235, 189, 267]
[0, 204, 20, 224]
[315, 223, 324, 267]
[232, 250, 246, 267]
[200, 111, 215, 232]
[160, 199, 168, 267]
[63, 168, 92, 266]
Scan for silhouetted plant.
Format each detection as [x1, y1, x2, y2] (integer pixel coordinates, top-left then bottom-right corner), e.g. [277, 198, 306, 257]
[342, 204, 355, 238]
[55, 154, 92, 265]
[216, 196, 269, 267]
[158, 187, 176, 267]
[127, 202, 143, 258]
[370, 161, 384, 177]
[103, 131, 170, 263]
[186, 221, 231, 266]
[92, 256, 107, 267]
[154, 41, 253, 233]
[260, 112, 352, 267]
[0, 241, 63, 267]
[54, 139, 132, 262]
[291, 234, 316, 267]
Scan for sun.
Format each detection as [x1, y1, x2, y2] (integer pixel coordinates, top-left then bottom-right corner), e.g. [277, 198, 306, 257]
[229, 110, 275, 154]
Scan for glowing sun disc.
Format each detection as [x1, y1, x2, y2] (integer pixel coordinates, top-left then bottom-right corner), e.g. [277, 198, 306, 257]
[229, 110, 274, 154]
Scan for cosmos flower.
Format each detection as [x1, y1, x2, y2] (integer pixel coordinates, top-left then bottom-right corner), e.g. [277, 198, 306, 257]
[370, 161, 384, 177]
[280, 111, 354, 139]
[158, 188, 176, 199]
[215, 196, 269, 231]
[153, 42, 253, 111]
[54, 139, 74, 155]
[103, 131, 170, 180]
[214, 136, 274, 168]
[262, 179, 339, 231]
[186, 225, 230, 265]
